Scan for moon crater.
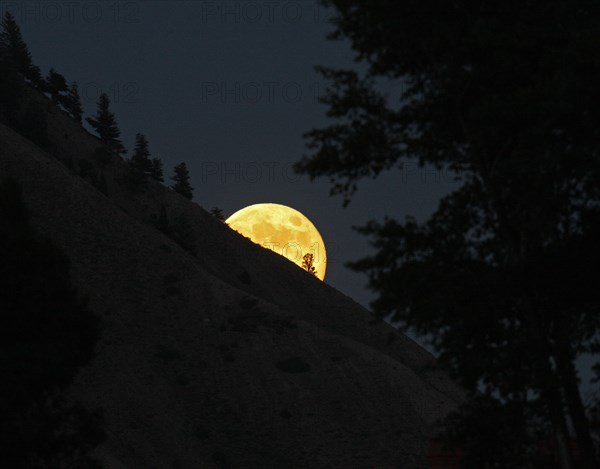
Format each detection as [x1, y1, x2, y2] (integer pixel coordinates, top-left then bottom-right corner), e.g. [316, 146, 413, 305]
[226, 203, 327, 280]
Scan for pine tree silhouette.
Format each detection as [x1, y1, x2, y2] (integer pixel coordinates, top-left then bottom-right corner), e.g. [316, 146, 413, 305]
[0, 43, 22, 125]
[0, 12, 42, 86]
[45, 68, 68, 105]
[302, 253, 317, 276]
[131, 133, 152, 173]
[170, 162, 194, 200]
[210, 207, 225, 221]
[86, 93, 126, 157]
[150, 158, 164, 182]
[65, 81, 83, 124]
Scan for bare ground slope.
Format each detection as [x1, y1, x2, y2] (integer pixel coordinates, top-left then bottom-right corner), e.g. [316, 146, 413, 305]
[1, 114, 463, 468]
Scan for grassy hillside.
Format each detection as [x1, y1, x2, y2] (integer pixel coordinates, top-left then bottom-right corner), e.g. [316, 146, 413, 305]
[0, 87, 464, 468]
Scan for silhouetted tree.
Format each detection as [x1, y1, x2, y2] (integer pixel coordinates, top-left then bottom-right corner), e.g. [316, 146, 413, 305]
[210, 207, 225, 221]
[0, 36, 22, 125]
[170, 162, 194, 200]
[0, 178, 104, 468]
[129, 134, 164, 184]
[294, 2, 600, 467]
[45, 68, 68, 106]
[86, 93, 126, 157]
[150, 157, 164, 182]
[0, 12, 42, 86]
[302, 253, 317, 276]
[65, 81, 83, 124]
[131, 133, 152, 173]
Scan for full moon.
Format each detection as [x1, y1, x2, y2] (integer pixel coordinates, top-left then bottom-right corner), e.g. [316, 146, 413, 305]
[226, 203, 327, 280]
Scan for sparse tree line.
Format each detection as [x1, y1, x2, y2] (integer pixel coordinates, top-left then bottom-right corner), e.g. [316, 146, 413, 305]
[0, 12, 205, 466]
[0, 12, 194, 201]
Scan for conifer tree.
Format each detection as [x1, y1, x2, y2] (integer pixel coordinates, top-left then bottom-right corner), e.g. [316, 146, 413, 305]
[65, 81, 83, 124]
[45, 68, 68, 105]
[0, 35, 22, 124]
[86, 93, 126, 157]
[302, 253, 317, 276]
[150, 158, 164, 182]
[170, 162, 194, 200]
[0, 12, 42, 86]
[131, 133, 152, 173]
[210, 207, 225, 221]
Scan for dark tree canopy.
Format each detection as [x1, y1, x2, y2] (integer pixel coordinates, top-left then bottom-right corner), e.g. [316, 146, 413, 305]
[86, 93, 126, 157]
[65, 81, 83, 124]
[45, 68, 68, 106]
[150, 157, 164, 183]
[295, 1, 600, 467]
[0, 12, 42, 86]
[131, 133, 152, 173]
[0, 178, 104, 467]
[171, 162, 194, 200]
[0, 37, 22, 125]
[302, 253, 317, 276]
[210, 207, 225, 221]
[130, 134, 164, 183]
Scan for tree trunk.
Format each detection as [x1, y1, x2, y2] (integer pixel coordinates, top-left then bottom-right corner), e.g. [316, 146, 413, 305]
[522, 297, 575, 469]
[535, 359, 575, 469]
[553, 339, 599, 469]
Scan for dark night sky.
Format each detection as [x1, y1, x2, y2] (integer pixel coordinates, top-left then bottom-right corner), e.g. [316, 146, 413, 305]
[3, 0, 596, 393]
[9, 0, 458, 308]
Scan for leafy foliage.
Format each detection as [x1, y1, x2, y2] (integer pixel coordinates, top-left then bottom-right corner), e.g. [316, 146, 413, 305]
[296, 1, 600, 466]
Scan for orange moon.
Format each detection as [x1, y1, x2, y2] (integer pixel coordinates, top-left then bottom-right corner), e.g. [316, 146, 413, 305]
[226, 203, 327, 280]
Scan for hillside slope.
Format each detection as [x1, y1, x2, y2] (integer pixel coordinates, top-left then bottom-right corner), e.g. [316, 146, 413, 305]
[0, 112, 463, 468]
